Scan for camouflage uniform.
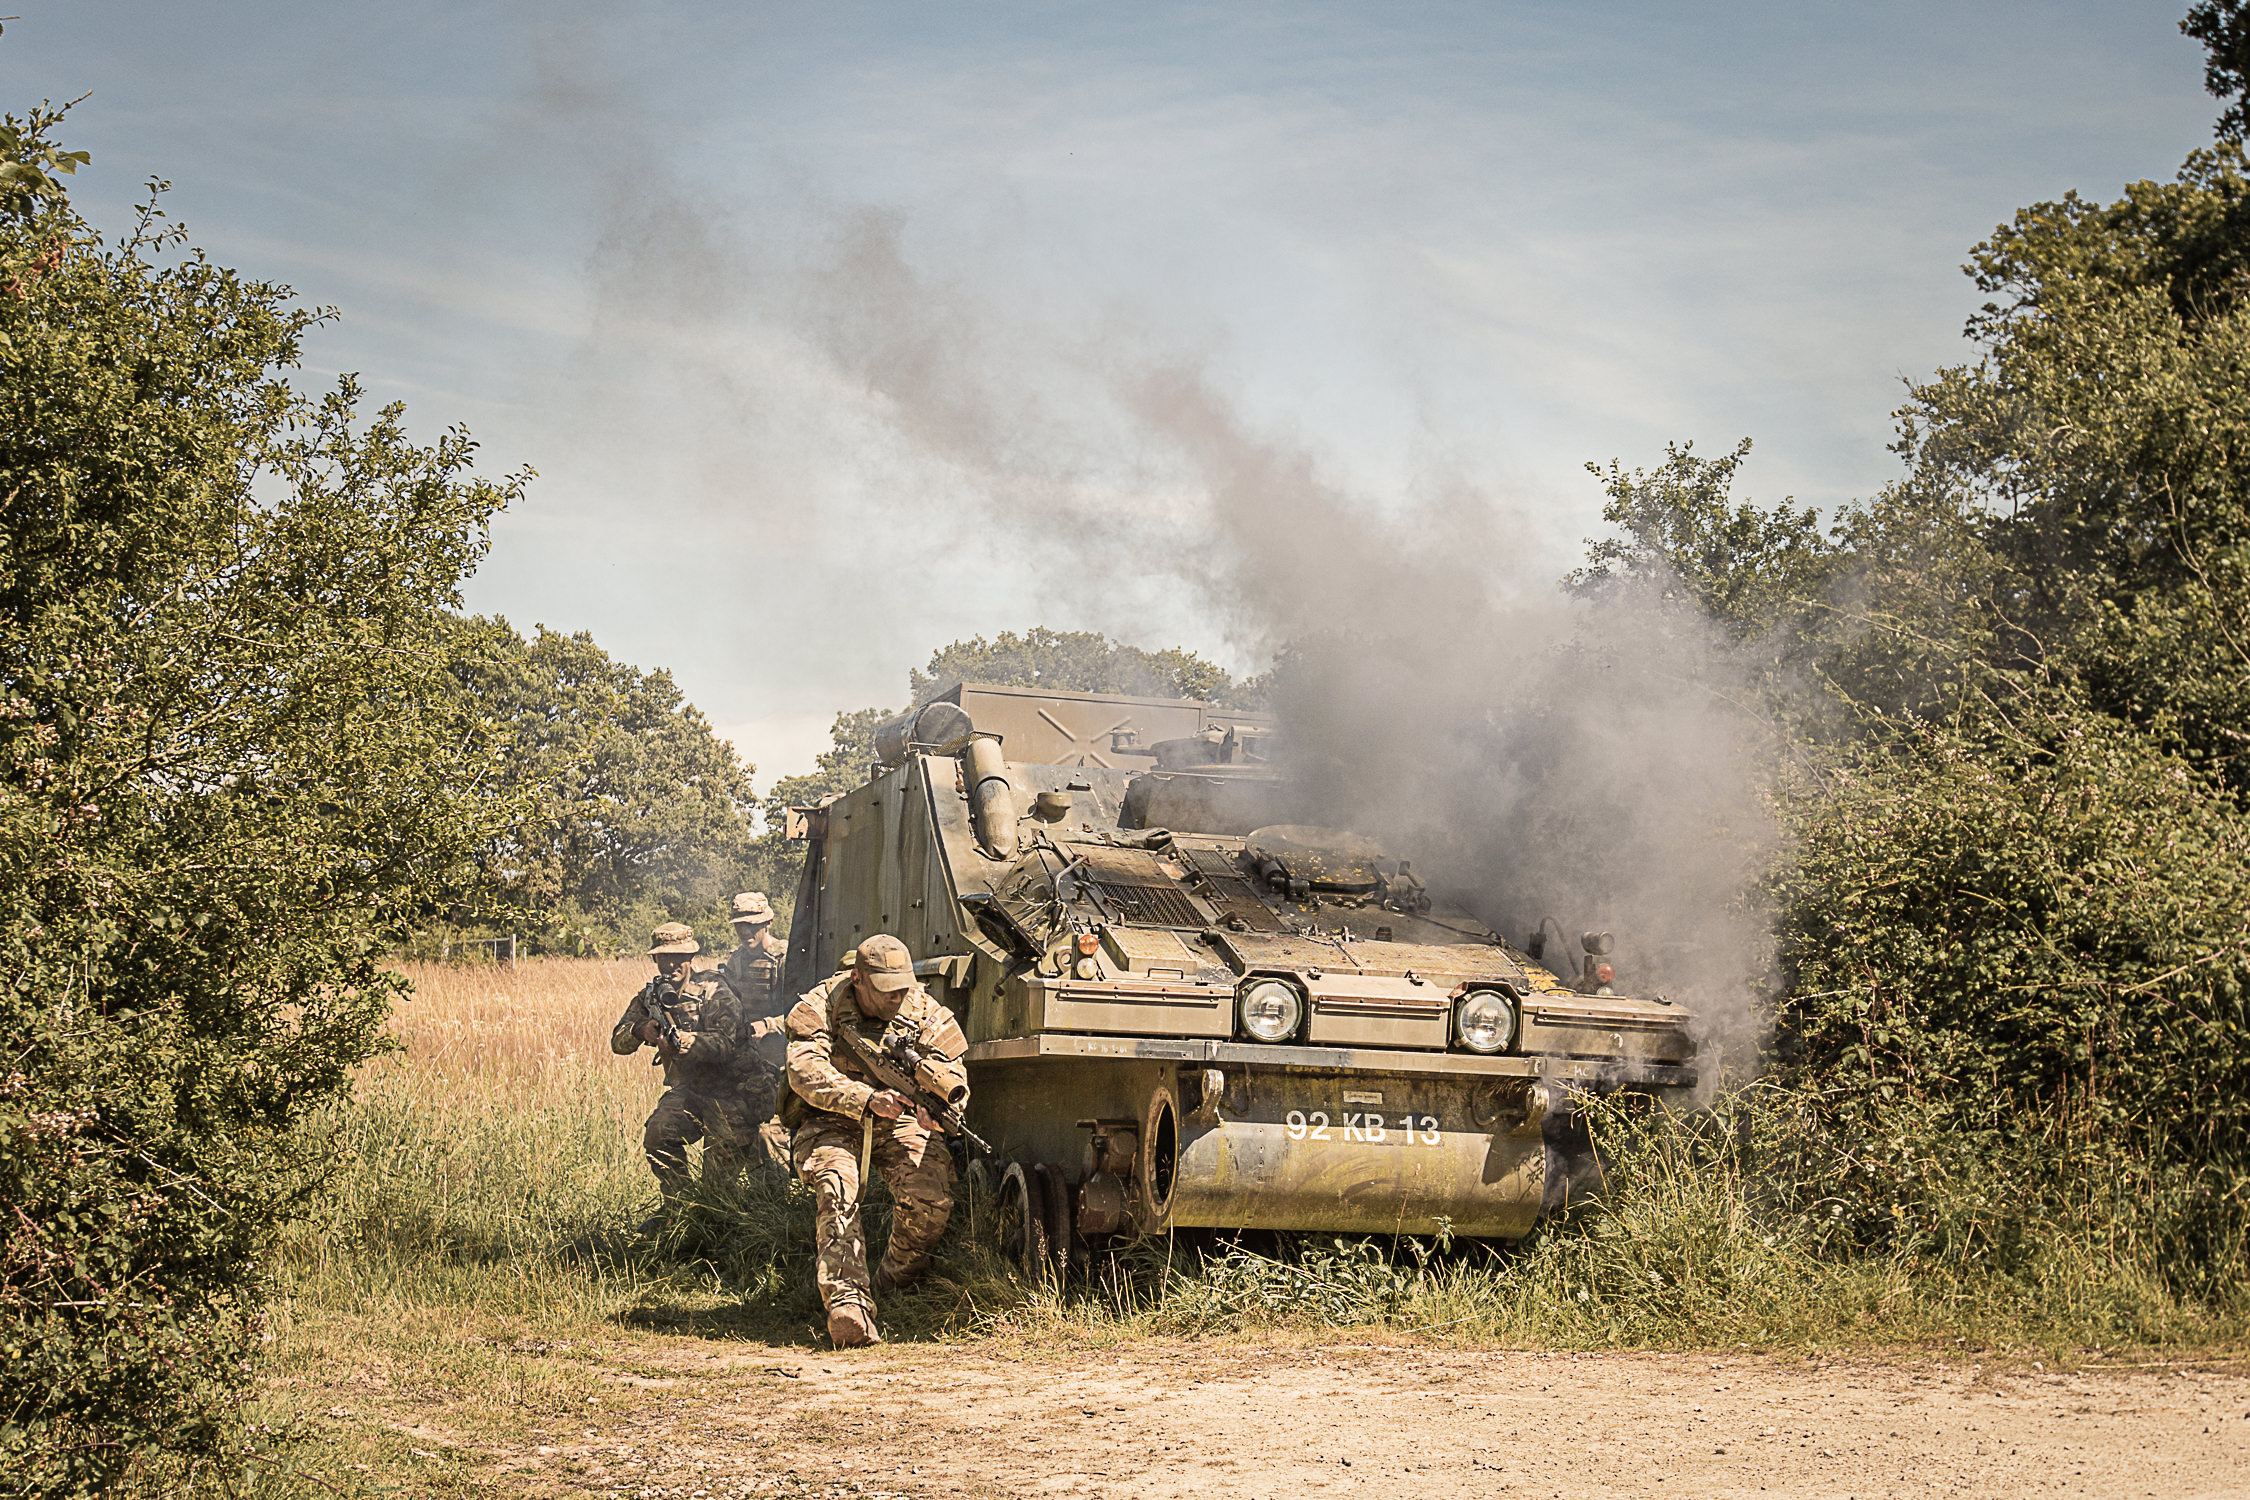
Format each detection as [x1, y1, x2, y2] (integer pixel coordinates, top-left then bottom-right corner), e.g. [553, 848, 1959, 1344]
[721, 892, 792, 1169]
[610, 924, 754, 1201]
[784, 935, 969, 1340]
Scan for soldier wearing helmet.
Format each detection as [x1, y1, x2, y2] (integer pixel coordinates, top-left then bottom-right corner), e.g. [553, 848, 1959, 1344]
[782, 933, 969, 1348]
[610, 920, 752, 1228]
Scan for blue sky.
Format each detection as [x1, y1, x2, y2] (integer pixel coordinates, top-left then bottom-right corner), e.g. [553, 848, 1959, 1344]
[2, 2, 2220, 786]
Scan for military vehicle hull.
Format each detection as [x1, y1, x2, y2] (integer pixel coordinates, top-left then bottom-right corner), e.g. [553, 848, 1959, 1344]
[785, 682, 1697, 1257]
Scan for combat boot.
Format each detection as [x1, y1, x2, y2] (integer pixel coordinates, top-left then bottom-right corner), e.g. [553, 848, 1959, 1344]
[873, 1257, 928, 1295]
[827, 1303, 882, 1348]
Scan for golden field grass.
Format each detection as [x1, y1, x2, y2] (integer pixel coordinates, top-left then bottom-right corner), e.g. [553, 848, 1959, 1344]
[283, 959, 696, 1319]
[384, 958, 650, 1086]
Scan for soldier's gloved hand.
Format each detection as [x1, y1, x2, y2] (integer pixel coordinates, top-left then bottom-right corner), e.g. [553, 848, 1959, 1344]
[635, 1018, 663, 1045]
[867, 1089, 909, 1120]
[914, 1105, 940, 1132]
[745, 1016, 783, 1040]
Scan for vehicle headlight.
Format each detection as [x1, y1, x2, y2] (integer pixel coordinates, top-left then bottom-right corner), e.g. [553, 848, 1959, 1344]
[1455, 989, 1517, 1054]
[1237, 978, 1304, 1043]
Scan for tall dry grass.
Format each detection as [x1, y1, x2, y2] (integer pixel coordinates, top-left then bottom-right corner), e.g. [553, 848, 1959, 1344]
[381, 957, 649, 1098]
[283, 958, 680, 1319]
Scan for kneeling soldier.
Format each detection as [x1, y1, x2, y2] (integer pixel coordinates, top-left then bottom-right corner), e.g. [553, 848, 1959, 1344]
[783, 934, 968, 1348]
[611, 921, 753, 1226]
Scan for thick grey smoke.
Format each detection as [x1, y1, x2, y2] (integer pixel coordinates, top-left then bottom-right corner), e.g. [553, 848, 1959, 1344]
[511, 32, 1780, 1057]
[1264, 606, 1779, 1066]
[772, 213, 1782, 1048]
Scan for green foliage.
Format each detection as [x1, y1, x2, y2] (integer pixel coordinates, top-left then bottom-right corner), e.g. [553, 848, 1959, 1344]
[1896, 150, 2250, 781]
[1811, 130, 2250, 1285]
[1573, 438, 1835, 638]
[0, 112, 519, 1494]
[1776, 697, 2250, 1289]
[2185, 1, 2250, 142]
[1576, 83, 2250, 1317]
[449, 618, 762, 953]
[0, 106, 84, 224]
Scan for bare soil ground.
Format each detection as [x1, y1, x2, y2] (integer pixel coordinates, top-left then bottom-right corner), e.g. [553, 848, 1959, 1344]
[282, 1322, 2250, 1499]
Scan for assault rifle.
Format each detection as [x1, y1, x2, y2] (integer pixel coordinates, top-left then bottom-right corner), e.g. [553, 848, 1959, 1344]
[645, 980, 686, 1054]
[836, 1025, 991, 1155]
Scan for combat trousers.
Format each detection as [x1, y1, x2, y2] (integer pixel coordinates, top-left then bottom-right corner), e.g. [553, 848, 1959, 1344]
[643, 1087, 764, 1197]
[733, 1069, 794, 1174]
[792, 1112, 955, 1315]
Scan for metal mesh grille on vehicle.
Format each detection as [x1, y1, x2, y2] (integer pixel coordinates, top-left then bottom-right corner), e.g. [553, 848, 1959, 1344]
[1178, 847, 1286, 931]
[1089, 879, 1206, 930]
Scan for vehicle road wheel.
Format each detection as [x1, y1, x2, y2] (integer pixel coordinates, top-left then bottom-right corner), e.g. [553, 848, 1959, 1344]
[996, 1161, 1052, 1288]
[1034, 1161, 1072, 1286]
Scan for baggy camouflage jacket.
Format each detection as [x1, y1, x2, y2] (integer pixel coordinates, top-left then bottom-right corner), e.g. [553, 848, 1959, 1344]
[722, 930, 791, 1071]
[783, 971, 969, 1126]
[610, 969, 744, 1092]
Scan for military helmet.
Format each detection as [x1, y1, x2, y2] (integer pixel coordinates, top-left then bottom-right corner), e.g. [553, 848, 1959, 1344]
[647, 921, 699, 956]
[854, 933, 915, 992]
[729, 891, 774, 924]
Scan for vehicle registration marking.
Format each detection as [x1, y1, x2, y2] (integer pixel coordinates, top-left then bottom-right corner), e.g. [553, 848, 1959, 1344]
[1284, 1109, 1441, 1146]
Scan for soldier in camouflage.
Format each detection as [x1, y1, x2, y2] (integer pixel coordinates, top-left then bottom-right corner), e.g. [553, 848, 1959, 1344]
[783, 933, 969, 1348]
[610, 922, 754, 1225]
[720, 891, 792, 1171]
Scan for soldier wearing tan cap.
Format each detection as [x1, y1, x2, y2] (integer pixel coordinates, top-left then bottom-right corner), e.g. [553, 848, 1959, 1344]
[610, 921, 753, 1228]
[720, 892, 791, 1169]
[782, 933, 969, 1347]
[721, 892, 787, 1022]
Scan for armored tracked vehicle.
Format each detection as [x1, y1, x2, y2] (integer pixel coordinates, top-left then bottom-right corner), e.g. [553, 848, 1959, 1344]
[783, 682, 1697, 1273]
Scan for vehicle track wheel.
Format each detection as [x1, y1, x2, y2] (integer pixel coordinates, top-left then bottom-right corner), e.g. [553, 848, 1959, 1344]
[1034, 1161, 1072, 1286]
[996, 1161, 1052, 1287]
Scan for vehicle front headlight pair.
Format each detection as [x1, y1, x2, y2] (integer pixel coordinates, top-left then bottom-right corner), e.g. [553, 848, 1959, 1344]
[1233, 978, 1517, 1053]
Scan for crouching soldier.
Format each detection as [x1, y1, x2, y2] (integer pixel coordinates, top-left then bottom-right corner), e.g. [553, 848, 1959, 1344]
[611, 921, 753, 1229]
[783, 933, 968, 1348]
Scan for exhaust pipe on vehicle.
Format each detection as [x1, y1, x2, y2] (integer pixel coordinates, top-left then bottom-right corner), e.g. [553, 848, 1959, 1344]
[964, 733, 1018, 859]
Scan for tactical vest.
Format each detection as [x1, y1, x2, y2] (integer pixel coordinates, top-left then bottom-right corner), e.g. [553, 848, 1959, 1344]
[723, 935, 787, 1017]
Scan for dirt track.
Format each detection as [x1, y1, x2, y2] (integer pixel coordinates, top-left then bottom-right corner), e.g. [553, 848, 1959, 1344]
[475, 1340, 2250, 1498]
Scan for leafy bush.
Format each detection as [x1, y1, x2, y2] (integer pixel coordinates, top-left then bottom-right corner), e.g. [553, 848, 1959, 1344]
[1777, 695, 2250, 1293]
[0, 109, 519, 1495]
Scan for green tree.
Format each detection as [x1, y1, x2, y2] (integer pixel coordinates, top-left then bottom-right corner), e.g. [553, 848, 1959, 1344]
[1891, 144, 2250, 782]
[450, 619, 760, 953]
[1571, 43, 2250, 1300]
[1571, 438, 1835, 638]
[907, 626, 1234, 702]
[0, 109, 520, 1492]
[1775, 693, 2250, 1283]
[2185, 1, 2250, 141]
